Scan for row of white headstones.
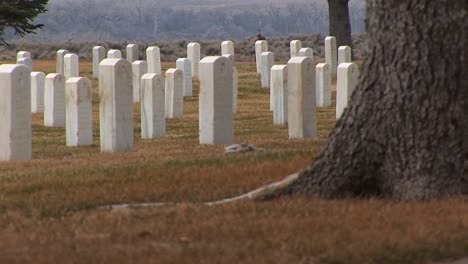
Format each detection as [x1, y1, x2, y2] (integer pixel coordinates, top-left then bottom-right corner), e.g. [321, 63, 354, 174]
[0, 37, 358, 161]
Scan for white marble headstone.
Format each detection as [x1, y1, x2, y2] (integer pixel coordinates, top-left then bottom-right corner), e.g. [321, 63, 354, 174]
[221, 40, 235, 57]
[132, 60, 147, 103]
[165, 68, 184, 118]
[316, 63, 331, 107]
[290, 40, 302, 58]
[146, 46, 161, 74]
[271, 65, 288, 125]
[255, 40, 268, 74]
[93, 46, 105, 79]
[107, 49, 122, 59]
[325, 36, 337, 74]
[141, 73, 166, 139]
[56, 49, 69, 74]
[31, 71, 45, 113]
[338, 46, 352, 65]
[336, 63, 359, 119]
[44, 73, 66, 127]
[64, 53, 79, 79]
[66, 77, 92, 146]
[187, 42, 200, 79]
[260, 52, 274, 89]
[126, 44, 138, 63]
[176, 58, 193, 97]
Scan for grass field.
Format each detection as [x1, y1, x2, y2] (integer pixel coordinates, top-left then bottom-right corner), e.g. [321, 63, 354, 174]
[0, 60, 467, 263]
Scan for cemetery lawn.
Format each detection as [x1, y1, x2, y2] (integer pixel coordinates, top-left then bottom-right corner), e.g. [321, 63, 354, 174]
[0, 60, 467, 264]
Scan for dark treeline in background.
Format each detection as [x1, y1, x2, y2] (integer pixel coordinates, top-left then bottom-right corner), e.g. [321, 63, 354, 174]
[3, 0, 365, 42]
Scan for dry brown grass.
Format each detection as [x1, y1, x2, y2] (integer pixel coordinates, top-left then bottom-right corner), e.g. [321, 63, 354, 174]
[0, 60, 466, 264]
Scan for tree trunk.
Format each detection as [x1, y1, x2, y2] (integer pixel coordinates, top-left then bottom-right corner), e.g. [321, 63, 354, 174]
[327, 0, 352, 48]
[280, 0, 467, 200]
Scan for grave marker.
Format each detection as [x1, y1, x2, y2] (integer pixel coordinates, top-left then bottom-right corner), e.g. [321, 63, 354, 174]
[93, 46, 105, 79]
[66, 77, 92, 146]
[132, 60, 147, 103]
[165, 68, 184, 118]
[141, 73, 166, 139]
[187, 42, 200, 78]
[31, 72, 45, 113]
[64, 53, 79, 79]
[44, 73, 66, 127]
[176, 58, 193, 97]
[146, 46, 161, 74]
[271, 65, 288, 125]
[316, 63, 331, 107]
[336, 63, 359, 119]
[260, 51, 274, 89]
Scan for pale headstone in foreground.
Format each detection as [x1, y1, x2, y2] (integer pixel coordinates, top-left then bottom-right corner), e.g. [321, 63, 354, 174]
[107, 49, 122, 59]
[141, 73, 166, 139]
[56, 49, 69, 74]
[199, 56, 233, 145]
[187, 42, 200, 79]
[164, 68, 184, 118]
[221, 40, 235, 57]
[0, 64, 32, 161]
[64, 53, 79, 79]
[44, 73, 66, 127]
[93, 46, 105, 79]
[316, 63, 331, 107]
[287, 56, 317, 139]
[338, 46, 352, 65]
[298, 47, 314, 60]
[255, 40, 268, 74]
[17, 57, 33, 70]
[290, 40, 302, 58]
[99, 58, 133, 152]
[146, 46, 161, 74]
[325, 36, 338, 74]
[271, 65, 288, 125]
[336, 62, 359, 119]
[66, 77, 92, 146]
[31, 71, 45, 113]
[132, 60, 147, 103]
[222, 54, 237, 113]
[126, 44, 139, 63]
[176, 58, 193, 97]
[260, 51, 274, 89]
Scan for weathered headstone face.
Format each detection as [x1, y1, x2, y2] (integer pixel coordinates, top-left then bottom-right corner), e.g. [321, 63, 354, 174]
[132, 60, 147, 103]
[287, 56, 317, 139]
[336, 63, 359, 119]
[126, 44, 139, 63]
[298, 48, 314, 60]
[140, 73, 166, 139]
[99, 58, 133, 152]
[199, 56, 233, 145]
[65, 77, 93, 146]
[107, 49, 122, 59]
[325, 36, 338, 74]
[44, 73, 66, 127]
[260, 51, 274, 89]
[221, 40, 235, 57]
[64, 53, 79, 79]
[56, 49, 69, 74]
[290, 40, 302, 58]
[176, 58, 193, 97]
[316, 63, 331, 107]
[146, 46, 161, 74]
[31, 72, 45, 113]
[0, 64, 32, 161]
[255, 40, 268, 74]
[222, 54, 238, 113]
[271, 64, 288, 125]
[338, 46, 352, 65]
[17, 57, 33, 71]
[164, 68, 184, 118]
[187, 42, 200, 79]
[17, 51, 31, 61]
[92, 46, 105, 79]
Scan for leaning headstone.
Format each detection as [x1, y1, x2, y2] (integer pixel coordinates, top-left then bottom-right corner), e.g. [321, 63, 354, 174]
[221, 40, 235, 57]
[176, 58, 193, 96]
[146, 46, 161, 74]
[92, 46, 105, 79]
[56, 49, 69, 74]
[44, 73, 66, 127]
[338, 46, 352, 65]
[31, 72, 45, 113]
[316, 63, 331, 107]
[126, 44, 138, 63]
[336, 63, 359, 119]
[260, 52, 274, 89]
[17, 57, 33, 70]
[140, 73, 166, 139]
[107, 49, 122, 59]
[132, 60, 147, 103]
[17, 51, 31, 61]
[187, 42, 200, 79]
[325, 36, 337, 74]
[199, 56, 233, 145]
[99, 58, 133, 152]
[255, 40, 268, 74]
[65, 77, 92, 146]
[271, 65, 288, 125]
[222, 54, 238, 113]
[298, 47, 314, 59]
[0, 64, 32, 161]
[287, 56, 317, 139]
[290, 40, 302, 58]
[164, 68, 184, 118]
[64, 53, 79, 79]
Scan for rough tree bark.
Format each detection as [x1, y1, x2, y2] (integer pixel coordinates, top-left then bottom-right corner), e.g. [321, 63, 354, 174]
[279, 0, 467, 201]
[327, 0, 352, 48]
